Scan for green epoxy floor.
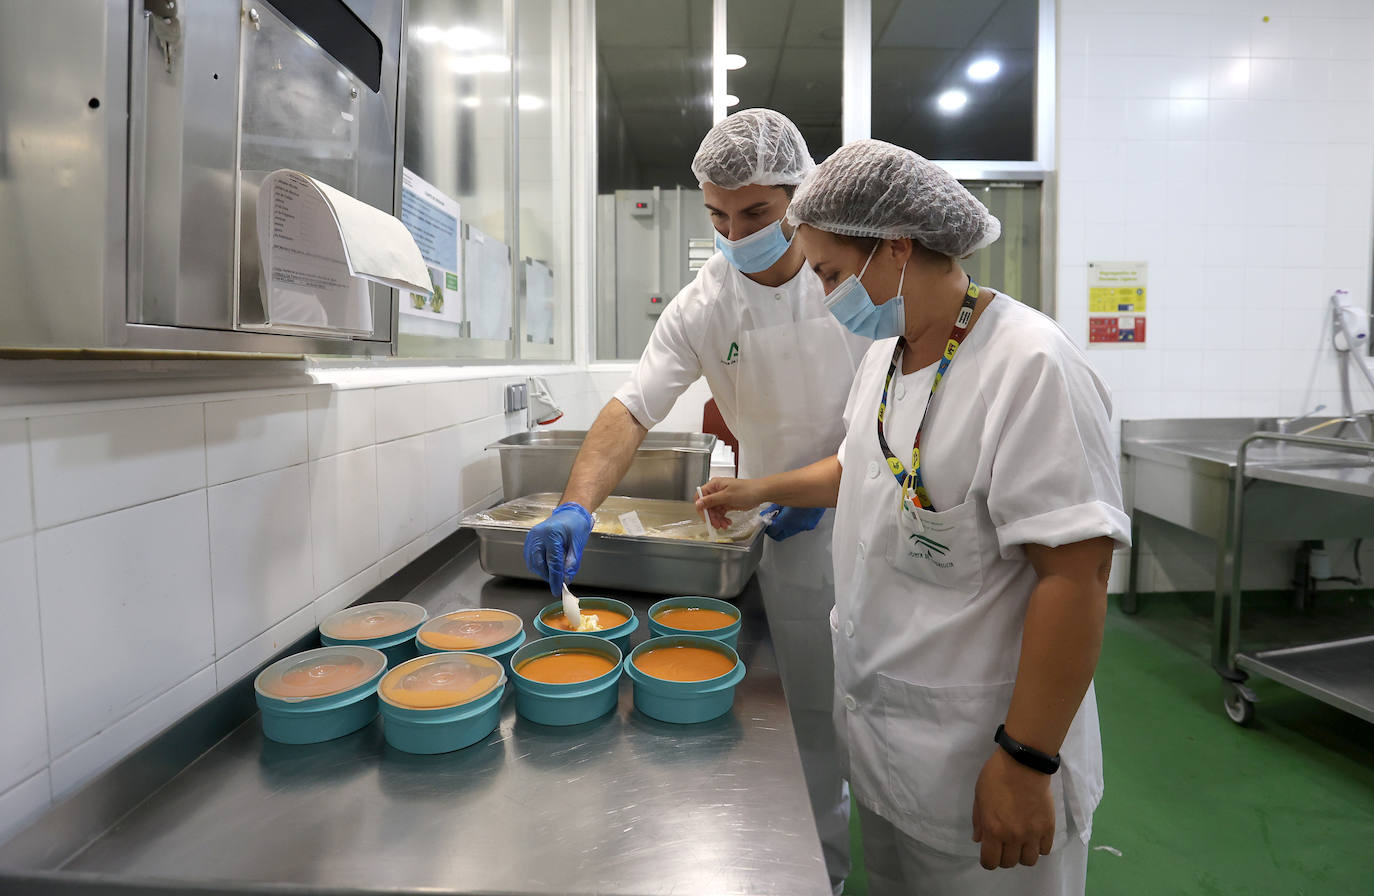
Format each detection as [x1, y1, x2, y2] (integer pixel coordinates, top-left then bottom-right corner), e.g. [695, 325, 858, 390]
[843, 591, 1374, 895]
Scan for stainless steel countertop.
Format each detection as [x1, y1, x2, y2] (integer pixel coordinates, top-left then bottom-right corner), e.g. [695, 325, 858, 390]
[11, 541, 829, 896]
[1121, 417, 1374, 498]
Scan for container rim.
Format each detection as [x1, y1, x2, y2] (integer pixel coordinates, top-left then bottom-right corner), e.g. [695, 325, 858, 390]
[626, 635, 743, 687]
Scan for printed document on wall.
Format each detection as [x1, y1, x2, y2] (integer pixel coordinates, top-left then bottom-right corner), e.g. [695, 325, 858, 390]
[256, 169, 429, 334]
[399, 168, 465, 324]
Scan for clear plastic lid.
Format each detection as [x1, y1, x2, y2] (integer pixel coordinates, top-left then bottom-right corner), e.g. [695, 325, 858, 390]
[379, 652, 505, 710]
[417, 608, 524, 651]
[255, 646, 386, 703]
[319, 601, 427, 641]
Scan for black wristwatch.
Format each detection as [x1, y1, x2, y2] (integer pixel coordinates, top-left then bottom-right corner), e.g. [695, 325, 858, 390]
[994, 724, 1061, 775]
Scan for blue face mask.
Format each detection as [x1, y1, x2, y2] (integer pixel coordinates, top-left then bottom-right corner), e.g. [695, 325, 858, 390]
[715, 219, 794, 274]
[825, 242, 907, 341]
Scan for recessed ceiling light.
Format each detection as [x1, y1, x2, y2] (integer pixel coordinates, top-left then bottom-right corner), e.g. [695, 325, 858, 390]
[724, 53, 747, 70]
[725, 94, 740, 107]
[937, 89, 968, 113]
[967, 58, 1001, 82]
[517, 94, 546, 110]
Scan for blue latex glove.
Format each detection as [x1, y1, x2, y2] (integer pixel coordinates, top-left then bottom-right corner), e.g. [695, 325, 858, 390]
[761, 504, 826, 541]
[523, 502, 595, 596]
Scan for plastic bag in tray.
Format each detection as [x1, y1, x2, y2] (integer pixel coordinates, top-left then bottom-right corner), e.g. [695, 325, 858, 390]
[465, 493, 766, 543]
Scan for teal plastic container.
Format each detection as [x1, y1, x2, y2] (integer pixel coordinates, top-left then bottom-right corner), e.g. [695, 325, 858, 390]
[624, 635, 746, 725]
[532, 596, 639, 654]
[647, 596, 742, 650]
[319, 601, 428, 668]
[378, 652, 507, 754]
[415, 608, 527, 675]
[510, 635, 623, 726]
[254, 646, 387, 744]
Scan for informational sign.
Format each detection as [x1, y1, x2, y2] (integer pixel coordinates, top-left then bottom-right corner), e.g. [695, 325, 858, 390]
[1087, 261, 1147, 346]
[398, 168, 464, 324]
[464, 224, 513, 341]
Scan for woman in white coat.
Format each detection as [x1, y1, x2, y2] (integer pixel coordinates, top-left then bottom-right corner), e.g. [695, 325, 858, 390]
[698, 139, 1130, 896]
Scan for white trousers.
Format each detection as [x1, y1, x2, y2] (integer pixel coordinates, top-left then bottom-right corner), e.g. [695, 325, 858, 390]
[857, 803, 1088, 896]
[754, 516, 851, 891]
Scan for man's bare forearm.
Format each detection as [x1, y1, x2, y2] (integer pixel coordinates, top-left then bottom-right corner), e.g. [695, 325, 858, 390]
[560, 399, 650, 510]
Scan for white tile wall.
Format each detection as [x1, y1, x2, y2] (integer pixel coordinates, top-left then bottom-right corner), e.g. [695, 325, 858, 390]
[205, 393, 309, 486]
[0, 419, 32, 541]
[375, 384, 428, 444]
[29, 403, 205, 528]
[0, 537, 46, 794]
[307, 388, 376, 459]
[1058, 0, 1374, 592]
[0, 771, 52, 846]
[309, 446, 381, 594]
[215, 603, 317, 692]
[36, 491, 215, 756]
[0, 371, 597, 841]
[376, 435, 427, 554]
[50, 667, 217, 801]
[208, 465, 314, 655]
[424, 425, 465, 529]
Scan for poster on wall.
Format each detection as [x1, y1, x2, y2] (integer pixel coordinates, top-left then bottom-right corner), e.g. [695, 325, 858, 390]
[398, 168, 464, 324]
[1087, 261, 1147, 346]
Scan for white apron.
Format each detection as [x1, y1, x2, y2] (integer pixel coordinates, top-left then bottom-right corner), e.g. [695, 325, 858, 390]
[732, 270, 868, 887]
[831, 297, 1122, 862]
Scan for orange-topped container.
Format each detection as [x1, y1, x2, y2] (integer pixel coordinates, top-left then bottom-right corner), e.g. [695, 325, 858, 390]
[415, 608, 526, 673]
[378, 652, 507, 753]
[254, 646, 387, 743]
[319, 601, 428, 667]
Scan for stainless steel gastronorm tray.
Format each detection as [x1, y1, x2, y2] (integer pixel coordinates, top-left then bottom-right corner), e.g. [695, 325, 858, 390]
[462, 495, 766, 599]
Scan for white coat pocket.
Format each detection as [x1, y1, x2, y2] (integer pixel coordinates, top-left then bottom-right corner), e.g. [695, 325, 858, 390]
[876, 674, 1069, 857]
[889, 497, 984, 600]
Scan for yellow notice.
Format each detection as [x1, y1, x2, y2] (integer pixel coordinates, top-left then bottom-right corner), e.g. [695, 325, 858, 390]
[1087, 261, 1147, 313]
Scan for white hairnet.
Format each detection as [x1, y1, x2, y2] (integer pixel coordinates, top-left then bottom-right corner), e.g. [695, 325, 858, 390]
[691, 109, 815, 190]
[786, 139, 1001, 257]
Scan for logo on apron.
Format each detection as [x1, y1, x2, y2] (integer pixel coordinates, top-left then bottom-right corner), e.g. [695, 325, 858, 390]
[723, 341, 740, 366]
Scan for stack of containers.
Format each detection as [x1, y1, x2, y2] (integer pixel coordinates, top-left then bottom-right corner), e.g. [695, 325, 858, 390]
[254, 646, 388, 744]
[415, 608, 526, 674]
[378, 652, 507, 754]
[319, 601, 428, 667]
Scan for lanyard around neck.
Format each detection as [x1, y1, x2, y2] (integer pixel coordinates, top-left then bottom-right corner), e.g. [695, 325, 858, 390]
[876, 277, 981, 512]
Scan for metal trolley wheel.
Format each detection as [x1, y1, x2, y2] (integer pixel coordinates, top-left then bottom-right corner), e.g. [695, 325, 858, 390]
[1223, 683, 1255, 726]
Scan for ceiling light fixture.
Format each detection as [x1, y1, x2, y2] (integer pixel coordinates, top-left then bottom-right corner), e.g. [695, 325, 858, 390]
[724, 53, 747, 70]
[966, 58, 1001, 82]
[724, 94, 740, 107]
[936, 89, 968, 113]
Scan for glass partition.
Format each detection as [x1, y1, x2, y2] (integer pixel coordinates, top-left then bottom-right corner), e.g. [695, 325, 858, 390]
[594, 0, 714, 360]
[400, 0, 514, 359]
[517, 0, 574, 359]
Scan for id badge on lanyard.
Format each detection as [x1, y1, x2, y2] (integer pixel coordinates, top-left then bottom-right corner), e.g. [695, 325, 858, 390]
[876, 278, 981, 518]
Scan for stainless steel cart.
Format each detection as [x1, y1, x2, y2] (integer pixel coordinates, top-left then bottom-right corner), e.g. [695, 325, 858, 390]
[1120, 419, 1374, 726]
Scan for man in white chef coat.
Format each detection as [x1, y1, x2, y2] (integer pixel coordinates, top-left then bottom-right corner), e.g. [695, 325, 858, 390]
[523, 108, 867, 893]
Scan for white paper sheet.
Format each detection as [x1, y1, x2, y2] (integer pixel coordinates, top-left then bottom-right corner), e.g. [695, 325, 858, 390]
[524, 258, 555, 344]
[256, 169, 430, 334]
[463, 224, 513, 341]
[398, 168, 464, 324]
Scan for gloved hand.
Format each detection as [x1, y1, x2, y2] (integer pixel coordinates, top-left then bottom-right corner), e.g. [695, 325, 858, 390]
[761, 504, 825, 541]
[523, 502, 595, 596]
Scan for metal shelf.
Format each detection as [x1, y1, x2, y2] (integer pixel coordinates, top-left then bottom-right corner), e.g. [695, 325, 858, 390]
[1237, 635, 1374, 725]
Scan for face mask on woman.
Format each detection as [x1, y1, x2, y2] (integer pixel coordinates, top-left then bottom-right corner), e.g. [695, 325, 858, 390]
[824, 241, 908, 340]
[715, 219, 794, 274]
